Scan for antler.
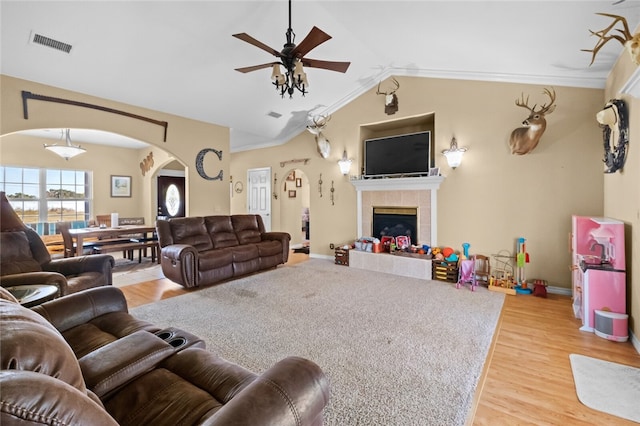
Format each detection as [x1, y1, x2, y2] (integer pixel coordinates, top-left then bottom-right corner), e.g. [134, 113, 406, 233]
[582, 13, 634, 65]
[306, 114, 331, 135]
[515, 88, 556, 115]
[376, 77, 400, 95]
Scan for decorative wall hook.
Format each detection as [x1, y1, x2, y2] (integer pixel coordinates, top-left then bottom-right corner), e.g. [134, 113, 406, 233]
[330, 180, 335, 206]
[318, 173, 323, 198]
[273, 173, 278, 199]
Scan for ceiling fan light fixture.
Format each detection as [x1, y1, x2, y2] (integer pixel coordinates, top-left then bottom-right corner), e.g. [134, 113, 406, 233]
[233, 0, 349, 99]
[271, 64, 283, 81]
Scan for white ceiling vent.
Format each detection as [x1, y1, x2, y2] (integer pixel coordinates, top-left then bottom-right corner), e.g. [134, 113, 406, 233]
[29, 31, 72, 53]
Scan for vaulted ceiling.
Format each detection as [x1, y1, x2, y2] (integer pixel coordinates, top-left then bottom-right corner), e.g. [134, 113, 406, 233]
[2, 1, 639, 152]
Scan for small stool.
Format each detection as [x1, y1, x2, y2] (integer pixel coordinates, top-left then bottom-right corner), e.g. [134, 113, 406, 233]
[532, 279, 547, 298]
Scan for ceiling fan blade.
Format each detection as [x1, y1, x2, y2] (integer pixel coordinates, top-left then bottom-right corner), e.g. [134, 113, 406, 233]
[235, 62, 280, 73]
[302, 58, 351, 73]
[232, 33, 281, 57]
[291, 26, 332, 58]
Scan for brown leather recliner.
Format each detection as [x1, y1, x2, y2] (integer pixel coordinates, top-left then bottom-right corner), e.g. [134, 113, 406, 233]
[0, 191, 114, 296]
[1, 286, 330, 425]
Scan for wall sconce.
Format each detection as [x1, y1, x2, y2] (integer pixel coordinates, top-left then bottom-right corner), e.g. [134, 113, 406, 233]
[441, 137, 467, 169]
[338, 150, 352, 175]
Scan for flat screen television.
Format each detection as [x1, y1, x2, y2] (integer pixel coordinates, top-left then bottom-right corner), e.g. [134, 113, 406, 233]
[363, 131, 431, 178]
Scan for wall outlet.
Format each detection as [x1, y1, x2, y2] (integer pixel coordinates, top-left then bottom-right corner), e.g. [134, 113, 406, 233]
[329, 243, 335, 249]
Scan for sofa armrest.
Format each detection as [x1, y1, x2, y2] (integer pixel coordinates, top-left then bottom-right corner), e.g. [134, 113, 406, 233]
[205, 356, 329, 426]
[160, 244, 198, 287]
[32, 286, 129, 333]
[45, 254, 115, 283]
[0, 371, 119, 426]
[79, 330, 174, 399]
[0, 271, 68, 295]
[262, 232, 291, 263]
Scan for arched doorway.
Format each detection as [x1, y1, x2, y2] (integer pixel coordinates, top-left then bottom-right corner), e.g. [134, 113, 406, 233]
[281, 168, 310, 254]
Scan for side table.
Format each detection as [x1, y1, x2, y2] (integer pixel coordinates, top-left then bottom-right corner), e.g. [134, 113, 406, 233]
[5, 285, 59, 308]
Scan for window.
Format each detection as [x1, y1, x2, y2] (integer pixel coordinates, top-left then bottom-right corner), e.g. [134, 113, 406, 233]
[0, 166, 92, 225]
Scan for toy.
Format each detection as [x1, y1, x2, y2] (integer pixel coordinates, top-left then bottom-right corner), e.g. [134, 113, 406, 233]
[442, 247, 454, 258]
[462, 242, 470, 259]
[532, 279, 548, 298]
[515, 237, 529, 286]
[456, 258, 476, 291]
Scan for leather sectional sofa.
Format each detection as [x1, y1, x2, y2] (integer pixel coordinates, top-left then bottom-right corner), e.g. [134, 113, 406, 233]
[156, 215, 290, 288]
[0, 285, 330, 425]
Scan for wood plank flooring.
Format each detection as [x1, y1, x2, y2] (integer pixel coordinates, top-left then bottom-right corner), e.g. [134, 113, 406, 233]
[118, 255, 640, 425]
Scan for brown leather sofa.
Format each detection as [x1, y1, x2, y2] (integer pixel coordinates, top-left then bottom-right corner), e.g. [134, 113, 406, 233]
[157, 215, 290, 288]
[1, 286, 330, 425]
[0, 191, 114, 296]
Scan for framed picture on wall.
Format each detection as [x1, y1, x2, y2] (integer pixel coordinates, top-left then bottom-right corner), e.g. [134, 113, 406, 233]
[111, 175, 132, 198]
[296, 177, 302, 187]
[288, 190, 297, 198]
[286, 171, 296, 181]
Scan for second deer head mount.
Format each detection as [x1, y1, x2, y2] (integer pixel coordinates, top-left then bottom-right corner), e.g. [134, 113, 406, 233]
[509, 88, 557, 155]
[376, 77, 400, 115]
[307, 114, 331, 159]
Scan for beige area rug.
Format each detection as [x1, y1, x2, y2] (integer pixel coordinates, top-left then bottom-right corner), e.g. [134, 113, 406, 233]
[570, 354, 640, 423]
[131, 259, 505, 425]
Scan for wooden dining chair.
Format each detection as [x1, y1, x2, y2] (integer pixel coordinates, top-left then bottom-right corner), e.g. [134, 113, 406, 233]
[95, 215, 111, 227]
[56, 222, 98, 257]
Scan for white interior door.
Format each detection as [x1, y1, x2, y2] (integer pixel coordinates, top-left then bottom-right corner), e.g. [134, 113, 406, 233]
[247, 167, 271, 231]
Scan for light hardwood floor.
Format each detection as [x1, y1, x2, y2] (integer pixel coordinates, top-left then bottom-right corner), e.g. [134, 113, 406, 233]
[118, 254, 640, 425]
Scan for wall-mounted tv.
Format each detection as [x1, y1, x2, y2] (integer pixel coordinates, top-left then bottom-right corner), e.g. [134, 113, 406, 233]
[363, 131, 431, 178]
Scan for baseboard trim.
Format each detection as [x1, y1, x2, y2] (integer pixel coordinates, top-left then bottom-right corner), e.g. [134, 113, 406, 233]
[548, 286, 572, 296]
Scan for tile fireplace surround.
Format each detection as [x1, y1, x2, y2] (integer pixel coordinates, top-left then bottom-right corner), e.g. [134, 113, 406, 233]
[349, 176, 445, 280]
[350, 176, 445, 247]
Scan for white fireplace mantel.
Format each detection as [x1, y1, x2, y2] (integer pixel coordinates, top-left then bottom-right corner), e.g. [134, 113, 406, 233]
[350, 176, 444, 192]
[350, 176, 445, 246]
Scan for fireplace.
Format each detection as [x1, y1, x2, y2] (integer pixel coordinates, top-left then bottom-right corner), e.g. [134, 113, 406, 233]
[351, 176, 444, 247]
[372, 207, 418, 244]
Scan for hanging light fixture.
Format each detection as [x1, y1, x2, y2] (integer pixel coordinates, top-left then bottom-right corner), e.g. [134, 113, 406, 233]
[44, 129, 86, 160]
[338, 150, 352, 175]
[441, 136, 467, 169]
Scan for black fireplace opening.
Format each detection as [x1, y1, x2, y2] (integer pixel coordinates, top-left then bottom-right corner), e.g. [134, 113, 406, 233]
[372, 207, 418, 245]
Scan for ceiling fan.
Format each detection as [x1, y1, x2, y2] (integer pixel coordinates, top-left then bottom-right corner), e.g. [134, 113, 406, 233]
[232, 0, 351, 98]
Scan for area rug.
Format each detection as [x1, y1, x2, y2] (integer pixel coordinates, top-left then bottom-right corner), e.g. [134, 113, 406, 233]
[569, 354, 640, 423]
[131, 259, 505, 425]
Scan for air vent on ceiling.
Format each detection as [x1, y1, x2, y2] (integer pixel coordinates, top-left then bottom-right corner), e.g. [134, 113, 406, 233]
[30, 32, 73, 53]
[267, 111, 282, 119]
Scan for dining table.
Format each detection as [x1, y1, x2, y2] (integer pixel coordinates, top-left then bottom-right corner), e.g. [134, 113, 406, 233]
[69, 225, 157, 257]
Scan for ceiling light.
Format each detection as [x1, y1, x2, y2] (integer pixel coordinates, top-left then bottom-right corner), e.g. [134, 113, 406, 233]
[441, 137, 467, 169]
[44, 129, 86, 160]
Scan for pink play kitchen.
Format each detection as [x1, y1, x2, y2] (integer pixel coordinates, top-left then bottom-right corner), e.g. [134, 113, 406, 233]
[571, 216, 628, 341]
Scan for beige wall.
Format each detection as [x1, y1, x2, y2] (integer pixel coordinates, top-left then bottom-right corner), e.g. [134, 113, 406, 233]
[603, 52, 638, 337]
[231, 77, 606, 290]
[1, 74, 610, 294]
[0, 75, 231, 218]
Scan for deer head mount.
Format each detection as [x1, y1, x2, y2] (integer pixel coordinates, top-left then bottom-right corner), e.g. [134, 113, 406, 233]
[376, 78, 399, 115]
[306, 115, 331, 159]
[509, 88, 556, 155]
[583, 13, 640, 66]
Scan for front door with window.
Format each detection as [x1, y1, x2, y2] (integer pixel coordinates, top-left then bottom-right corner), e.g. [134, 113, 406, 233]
[157, 176, 185, 218]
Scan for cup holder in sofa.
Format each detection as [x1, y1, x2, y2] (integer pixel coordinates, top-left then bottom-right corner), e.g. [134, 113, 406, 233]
[153, 327, 205, 351]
